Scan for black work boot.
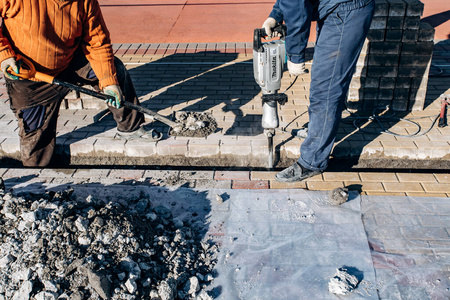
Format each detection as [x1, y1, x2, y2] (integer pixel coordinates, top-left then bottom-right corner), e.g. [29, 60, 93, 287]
[0, 177, 4, 193]
[275, 162, 322, 182]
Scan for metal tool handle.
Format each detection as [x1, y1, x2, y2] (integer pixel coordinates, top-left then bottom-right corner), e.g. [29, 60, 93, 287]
[253, 24, 287, 52]
[52, 79, 179, 127]
[122, 102, 178, 128]
[9, 54, 179, 128]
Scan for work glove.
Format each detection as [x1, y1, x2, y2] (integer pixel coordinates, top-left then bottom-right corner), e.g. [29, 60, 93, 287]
[262, 17, 281, 39]
[287, 60, 307, 77]
[103, 84, 124, 109]
[1, 57, 21, 80]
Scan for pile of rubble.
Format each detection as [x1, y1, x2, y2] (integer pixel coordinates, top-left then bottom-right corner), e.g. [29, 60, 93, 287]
[0, 178, 218, 300]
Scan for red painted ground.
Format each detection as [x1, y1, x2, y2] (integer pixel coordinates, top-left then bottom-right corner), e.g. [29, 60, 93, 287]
[99, 0, 449, 43]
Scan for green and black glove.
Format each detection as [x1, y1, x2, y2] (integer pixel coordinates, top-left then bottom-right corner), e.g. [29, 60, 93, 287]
[1, 57, 21, 80]
[103, 84, 124, 109]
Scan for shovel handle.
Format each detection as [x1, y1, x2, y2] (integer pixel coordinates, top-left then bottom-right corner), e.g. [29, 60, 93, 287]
[7, 54, 55, 83]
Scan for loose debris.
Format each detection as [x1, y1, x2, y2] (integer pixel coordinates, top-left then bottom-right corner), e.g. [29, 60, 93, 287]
[214, 195, 223, 204]
[0, 183, 218, 300]
[169, 112, 217, 137]
[328, 187, 349, 205]
[328, 267, 361, 295]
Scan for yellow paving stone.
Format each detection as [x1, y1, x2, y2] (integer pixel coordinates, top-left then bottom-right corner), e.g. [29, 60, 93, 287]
[251, 171, 277, 181]
[270, 180, 307, 189]
[359, 172, 399, 182]
[383, 182, 424, 193]
[381, 140, 418, 148]
[414, 141, 450, 148]
[344, 181, 385, 192]
[371, 134, 399, 142]
[306, 181, 344, 190]
[304, 173, 324, 182]
[396, 173, 438, 183]
[323, 172, 361, 182]
[434, 174, 450, 183]
[406, 192, 449, 198]
[421, 183, 450, 194]
[365, 192, 407, 196]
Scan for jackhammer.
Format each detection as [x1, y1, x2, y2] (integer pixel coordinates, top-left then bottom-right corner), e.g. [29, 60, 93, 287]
[253, 24, 287, 168]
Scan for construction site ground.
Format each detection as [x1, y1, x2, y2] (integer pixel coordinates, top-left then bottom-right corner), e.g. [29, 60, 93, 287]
[0, 1, 449, 298]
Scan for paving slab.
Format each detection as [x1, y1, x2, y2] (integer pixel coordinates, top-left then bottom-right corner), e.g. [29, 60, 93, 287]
[2, 51, 449, 170]
[361, 195, 450, 299]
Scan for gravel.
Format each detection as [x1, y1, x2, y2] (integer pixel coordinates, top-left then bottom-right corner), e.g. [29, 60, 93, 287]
[328, 267, 361, 295]
[0, 178, 218, 300]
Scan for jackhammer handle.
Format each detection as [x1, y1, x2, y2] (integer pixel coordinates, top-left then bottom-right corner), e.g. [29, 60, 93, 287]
[253, 24, 287, 52]
[259, 24, 287, 38]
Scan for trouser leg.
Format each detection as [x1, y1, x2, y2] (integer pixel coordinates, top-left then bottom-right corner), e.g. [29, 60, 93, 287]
[109, 57, 145, 132]
[59, 54, 144, 132]
[6, 51, 144, 167]
[6, 79, 68, 167]
[298, 1, 374, 171]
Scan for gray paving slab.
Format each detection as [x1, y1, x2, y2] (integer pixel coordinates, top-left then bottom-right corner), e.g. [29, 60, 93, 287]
[361, 195, 450, 300]
[1, 42, 449, 169]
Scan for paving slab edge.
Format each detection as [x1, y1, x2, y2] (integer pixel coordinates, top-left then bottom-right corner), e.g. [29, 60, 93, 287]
[0, 168, 449, 197]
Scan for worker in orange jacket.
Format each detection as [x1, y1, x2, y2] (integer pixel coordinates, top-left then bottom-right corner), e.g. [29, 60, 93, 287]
[0, 0, 162, 167]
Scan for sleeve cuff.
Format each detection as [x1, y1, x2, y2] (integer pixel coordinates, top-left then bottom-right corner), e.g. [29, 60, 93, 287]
[288, 54, 306, 64]
[0, 48, 16, 63]
[98, 75, 119, 90]
[269, 10, 283, 23]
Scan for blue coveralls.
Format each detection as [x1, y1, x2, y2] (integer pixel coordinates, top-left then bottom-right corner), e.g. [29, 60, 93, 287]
[269, 0, 375, 171]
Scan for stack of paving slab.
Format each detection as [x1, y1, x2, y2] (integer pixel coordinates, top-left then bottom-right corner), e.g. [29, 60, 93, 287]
[63, 0, 434, 115]
[348, 0, 435, 112]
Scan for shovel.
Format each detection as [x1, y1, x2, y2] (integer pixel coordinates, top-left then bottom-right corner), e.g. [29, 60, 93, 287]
[7, 55, 217, 137]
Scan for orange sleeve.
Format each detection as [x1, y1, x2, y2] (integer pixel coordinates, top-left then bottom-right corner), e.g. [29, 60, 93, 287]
[81, 0, 118, 89]
[0, 0, 16, 62]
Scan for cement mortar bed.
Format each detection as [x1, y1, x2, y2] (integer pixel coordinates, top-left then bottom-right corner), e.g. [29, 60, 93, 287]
[49, 152, 450, 171]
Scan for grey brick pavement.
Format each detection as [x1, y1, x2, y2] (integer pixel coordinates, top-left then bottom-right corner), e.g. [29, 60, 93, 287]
[1, 41, 449, 169]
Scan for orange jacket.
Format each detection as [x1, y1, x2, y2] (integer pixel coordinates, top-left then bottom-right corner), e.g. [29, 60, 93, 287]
[0, 0, 118, 89]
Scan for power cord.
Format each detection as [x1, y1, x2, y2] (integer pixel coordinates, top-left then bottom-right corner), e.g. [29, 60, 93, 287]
[276, 75, 444, 138]
[341, 106, 441, 137]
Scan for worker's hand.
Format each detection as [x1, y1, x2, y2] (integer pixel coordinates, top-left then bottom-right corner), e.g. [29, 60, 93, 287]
[287, 60, 307, 77]
[262, 17, 280, 40]
[103, 84, 124, 109]
[1, 57, 20, 80]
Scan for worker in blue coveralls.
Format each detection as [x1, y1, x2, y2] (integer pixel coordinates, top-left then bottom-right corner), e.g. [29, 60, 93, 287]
[262, 0, 375, 182]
